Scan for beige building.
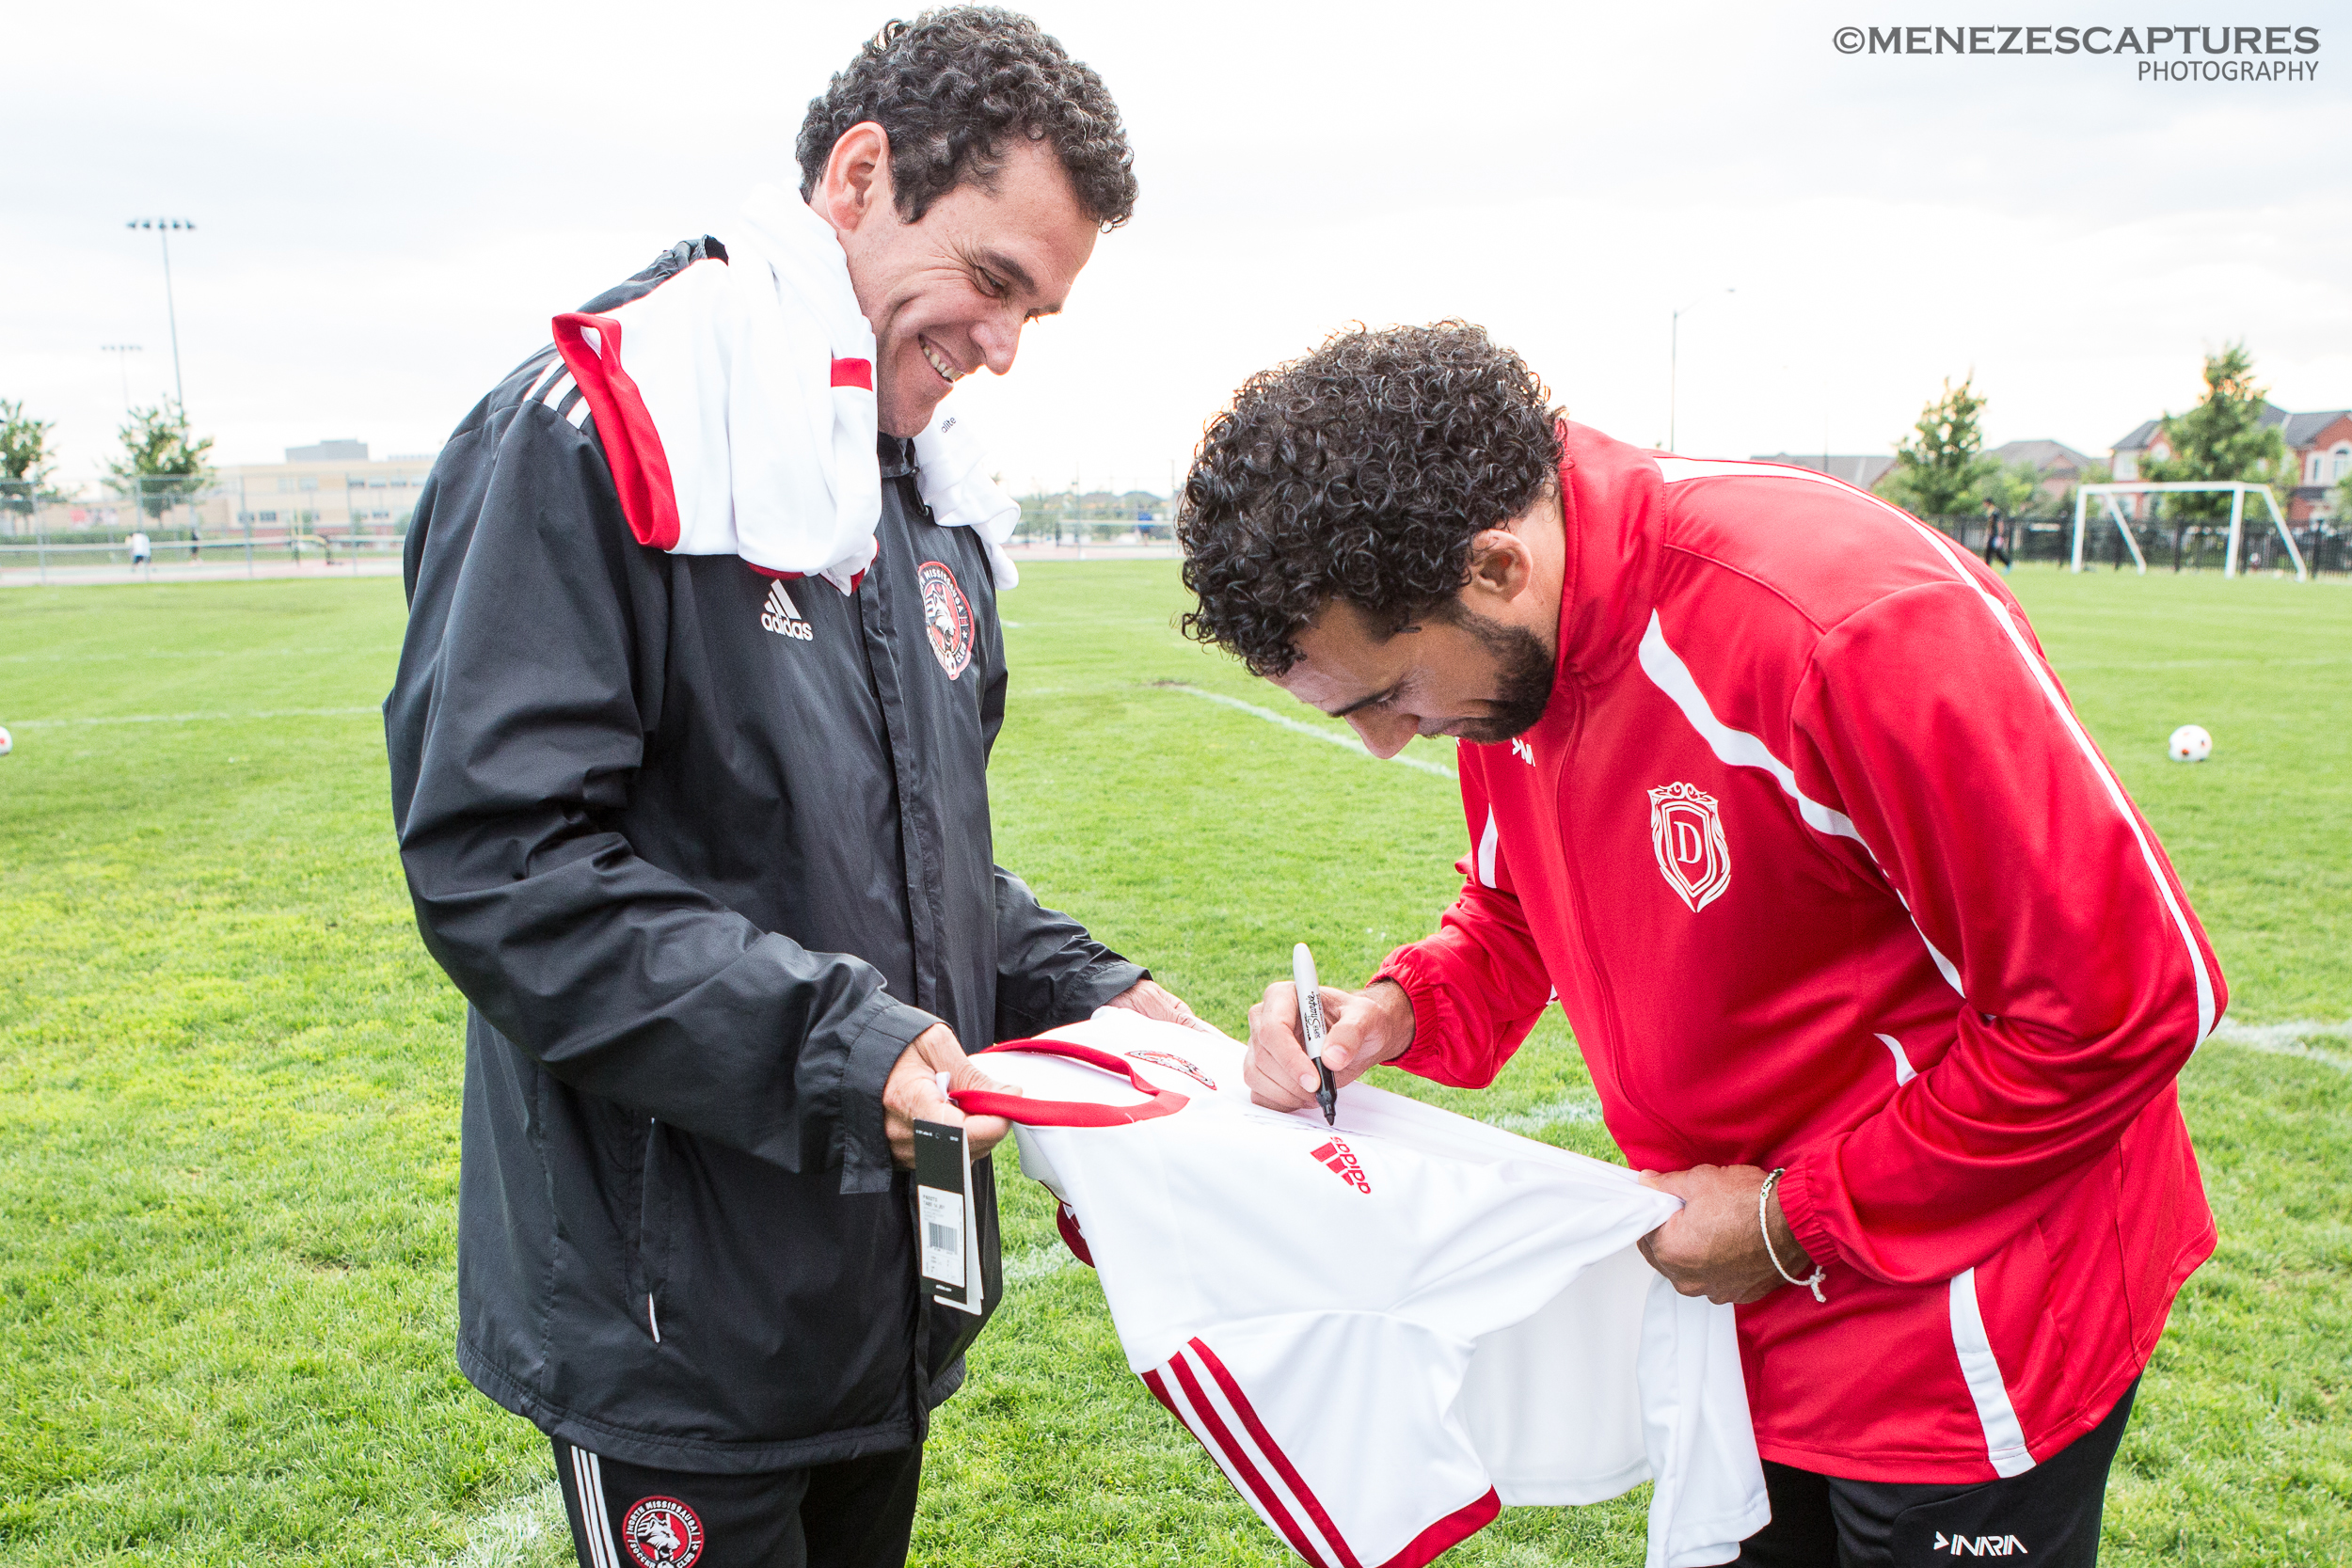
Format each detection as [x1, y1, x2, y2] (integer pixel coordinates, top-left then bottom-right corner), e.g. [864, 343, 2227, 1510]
[214, 439, 437, 535]
[5, 440, 437, 541]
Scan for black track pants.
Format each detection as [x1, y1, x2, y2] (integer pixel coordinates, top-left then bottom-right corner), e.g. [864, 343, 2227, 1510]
[552, 1435, 923, 1568]
[1734, 1379, 2137, 1567]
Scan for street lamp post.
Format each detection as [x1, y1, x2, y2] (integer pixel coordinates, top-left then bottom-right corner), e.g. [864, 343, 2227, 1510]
[1668, 288, 1734, 453]
[101, 344, 144, 412]
[125, 218, 196, 412]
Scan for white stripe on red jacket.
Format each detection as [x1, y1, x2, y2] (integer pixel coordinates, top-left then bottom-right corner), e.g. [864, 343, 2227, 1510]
[1376, 420, 2221, 1483]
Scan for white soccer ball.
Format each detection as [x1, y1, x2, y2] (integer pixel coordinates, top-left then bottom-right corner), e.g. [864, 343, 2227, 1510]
[2168, 724, 2212, 763]
[0, 725, 11, 757]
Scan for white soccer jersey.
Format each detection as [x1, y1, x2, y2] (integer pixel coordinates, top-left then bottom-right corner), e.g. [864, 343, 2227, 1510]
[957, 1011, 1767, 1568]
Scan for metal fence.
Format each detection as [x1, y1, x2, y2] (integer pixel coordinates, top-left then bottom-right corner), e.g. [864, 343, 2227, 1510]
[0, 478, 407, 581]
[8, 477, 2340, 581]
[1919, 513, 2349, 577]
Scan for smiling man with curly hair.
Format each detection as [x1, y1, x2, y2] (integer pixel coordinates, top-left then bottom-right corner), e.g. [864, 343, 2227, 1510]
[1184, 322, 2224, 1568]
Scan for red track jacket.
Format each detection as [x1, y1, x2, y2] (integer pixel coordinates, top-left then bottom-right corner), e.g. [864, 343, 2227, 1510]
[1377, 421, 2221, 1483]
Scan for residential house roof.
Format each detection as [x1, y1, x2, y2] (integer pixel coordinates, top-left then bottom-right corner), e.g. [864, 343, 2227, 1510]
[1989, 439, 2095, 474]
[1747, 453, 1897, 490]
[2281, 410, 2352, 447]
[2113, 402, 2310, 452]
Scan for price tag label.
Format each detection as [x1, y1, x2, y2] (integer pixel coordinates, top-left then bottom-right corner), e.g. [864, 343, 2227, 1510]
[914, 1118, 983, 1314]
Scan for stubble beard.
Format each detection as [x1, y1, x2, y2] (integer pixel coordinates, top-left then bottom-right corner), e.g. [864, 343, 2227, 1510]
[1446, 609, 1556, 746]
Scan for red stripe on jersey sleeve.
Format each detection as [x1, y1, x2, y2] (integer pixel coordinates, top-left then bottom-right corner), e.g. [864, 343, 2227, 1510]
[1374, 1489, 1500, 1568]
[1166, 1354, 1329, 1568]
[1190, 1338, 1362, 1568]
[1053, 1201, 1096, 1268]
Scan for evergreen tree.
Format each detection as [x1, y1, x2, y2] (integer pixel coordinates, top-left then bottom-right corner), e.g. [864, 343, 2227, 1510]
[2146, 343, 2291, 524]
[1878, 375, 2001, 519]
[106, 402, 215, 520]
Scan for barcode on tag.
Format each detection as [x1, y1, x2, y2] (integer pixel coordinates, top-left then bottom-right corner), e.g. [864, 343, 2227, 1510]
[918, 1187, 965, 1288]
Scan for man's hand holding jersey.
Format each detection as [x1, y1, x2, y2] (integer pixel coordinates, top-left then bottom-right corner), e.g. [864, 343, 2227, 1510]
[889, 977, 1204, 1166]
[1637, 1164, 1816, 1307]
[1243, 978, 1415, 1111]
[885, 1024, 1018, 1167]
[1102, 976, 1214, 1032]
[1241, 978, 1816, 1307]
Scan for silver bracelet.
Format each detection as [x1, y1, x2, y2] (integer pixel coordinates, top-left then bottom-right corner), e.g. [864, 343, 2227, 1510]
[1759, 1167, 1827, 1303]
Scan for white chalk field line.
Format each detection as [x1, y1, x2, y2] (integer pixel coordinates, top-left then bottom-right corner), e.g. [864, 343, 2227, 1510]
[1157, 683, 1456, 779]
[440, 1481, 566, 1568]
[8, 706, 382, 728]
[2206, 1019, 2352, 1072]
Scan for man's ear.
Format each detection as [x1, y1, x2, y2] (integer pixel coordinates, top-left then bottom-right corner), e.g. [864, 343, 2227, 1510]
[814, 122, 894, 235]
[1462, 527, 1537, 609]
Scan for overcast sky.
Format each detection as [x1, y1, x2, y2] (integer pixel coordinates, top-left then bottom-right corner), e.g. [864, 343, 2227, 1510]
[8, 1, 2346, 494]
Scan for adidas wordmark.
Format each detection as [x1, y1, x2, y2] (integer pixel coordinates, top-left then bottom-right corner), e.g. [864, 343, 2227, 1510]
[760, 580, 813, 641]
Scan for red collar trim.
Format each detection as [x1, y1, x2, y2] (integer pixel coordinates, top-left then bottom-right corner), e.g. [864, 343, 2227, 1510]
[954, 1038, 1191, 1127]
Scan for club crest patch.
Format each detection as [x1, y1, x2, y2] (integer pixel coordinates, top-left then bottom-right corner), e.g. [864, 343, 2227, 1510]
[917, 560, 974, 679]
[621, 1496, 705, 1568]
[1126, 1049, 1216, 1090]
[1648, 782, 1731, 911]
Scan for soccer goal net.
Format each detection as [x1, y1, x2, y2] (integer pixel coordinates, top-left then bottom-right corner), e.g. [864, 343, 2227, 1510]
[2072, 482, 2306, 580]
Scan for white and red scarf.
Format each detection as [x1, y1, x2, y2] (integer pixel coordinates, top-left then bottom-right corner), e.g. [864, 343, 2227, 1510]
[550, 185, 1020, 593]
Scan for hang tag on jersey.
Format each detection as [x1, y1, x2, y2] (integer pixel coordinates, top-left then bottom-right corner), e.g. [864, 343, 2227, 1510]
[914, 1118, 984, 1315]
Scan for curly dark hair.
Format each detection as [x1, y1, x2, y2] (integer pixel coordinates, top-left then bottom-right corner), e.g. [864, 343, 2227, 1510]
[1178, 323, 1563, 677]
[797, 8, 1136, 230]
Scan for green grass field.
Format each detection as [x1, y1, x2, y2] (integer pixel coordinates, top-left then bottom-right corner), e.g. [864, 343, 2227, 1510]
[1, 564, 2345, 1566]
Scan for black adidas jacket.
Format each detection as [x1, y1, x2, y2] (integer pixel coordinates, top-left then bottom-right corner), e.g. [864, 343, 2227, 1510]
[384, 239, 1141, 1473]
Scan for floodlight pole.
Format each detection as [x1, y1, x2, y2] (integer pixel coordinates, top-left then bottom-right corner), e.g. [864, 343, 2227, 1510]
[101, 343, 144, 411]
[126, 218, 195, 412]
[1668, 289, 1734, 453]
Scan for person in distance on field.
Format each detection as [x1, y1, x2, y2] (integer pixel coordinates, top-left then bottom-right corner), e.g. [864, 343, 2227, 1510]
[386, 11, 1196, 1567]
[1179, 323, 2222, 1568]
[1981, 497, 2011, 574]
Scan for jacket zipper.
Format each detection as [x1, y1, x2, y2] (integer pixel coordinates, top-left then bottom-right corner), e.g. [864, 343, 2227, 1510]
[1549, 690, 1688, 1164]
[640, 1117, 665, 1344]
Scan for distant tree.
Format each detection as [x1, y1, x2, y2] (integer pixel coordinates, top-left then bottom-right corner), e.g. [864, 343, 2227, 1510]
[1878, 375, 2002, 518]
[2333, 468, 2352, 530]
[0, 397, 63, 509]
[2146, 343, 2291, 524]
[1980, 460, 2046, 518]
[106, 401, 215, 520]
